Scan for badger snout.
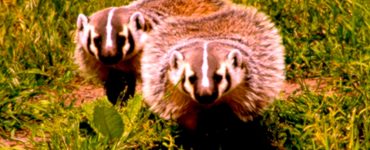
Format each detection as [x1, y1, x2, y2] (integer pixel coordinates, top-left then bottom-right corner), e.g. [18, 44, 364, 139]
[194, 88, 218, 104]
[99, 47, 122, 65]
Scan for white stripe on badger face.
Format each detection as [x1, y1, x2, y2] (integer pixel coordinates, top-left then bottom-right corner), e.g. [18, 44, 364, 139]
[89, 26, 99, 59]
[216, 62, 229, 96]
[106, 8, 116, 48]
[201, 42, 210, 87]
[184, 64, 196, 99]
[121, 25, 130, 54]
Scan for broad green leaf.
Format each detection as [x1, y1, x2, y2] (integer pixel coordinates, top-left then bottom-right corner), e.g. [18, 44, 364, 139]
[125, 95, 143, 123]
[93, 105, 124, 140]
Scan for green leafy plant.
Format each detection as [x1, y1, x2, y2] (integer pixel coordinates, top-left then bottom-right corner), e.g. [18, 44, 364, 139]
[92, 105, 124, 141]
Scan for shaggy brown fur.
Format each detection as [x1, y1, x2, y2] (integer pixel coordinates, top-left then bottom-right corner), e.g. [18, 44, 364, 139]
[141, 5, 285, 129]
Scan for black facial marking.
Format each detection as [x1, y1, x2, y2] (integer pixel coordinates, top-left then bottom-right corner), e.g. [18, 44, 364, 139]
[188, 75, 197, 85]
[117, 34, 126, 54]
[233, 56, 238, 68]
[135, 17, 142, 30]
[224, 69, 231, 93]
[213, 73, 223, 84]
[93, 36, 102, 52]
[86, 31, 94, 56]
[181, 74, 190, 95]
[194, 88, 219, 104]
[173, 57, 178, 69]
[126, 29, 135, 55]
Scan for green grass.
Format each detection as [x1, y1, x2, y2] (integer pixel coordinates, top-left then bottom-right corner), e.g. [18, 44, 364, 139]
[0, 0, 369, 149]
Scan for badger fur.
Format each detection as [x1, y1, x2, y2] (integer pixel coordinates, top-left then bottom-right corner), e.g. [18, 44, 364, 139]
[74, 0, 231, 105]
[141, 5, 285, 130]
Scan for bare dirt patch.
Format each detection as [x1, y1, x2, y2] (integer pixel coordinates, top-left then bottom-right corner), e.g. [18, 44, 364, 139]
[0, 129, 42, 149]
[63, 84, 105, 107]
[281, 78, 333, 99]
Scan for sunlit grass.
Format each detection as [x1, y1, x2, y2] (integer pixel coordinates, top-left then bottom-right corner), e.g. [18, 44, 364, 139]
[0, 0, 369, 149]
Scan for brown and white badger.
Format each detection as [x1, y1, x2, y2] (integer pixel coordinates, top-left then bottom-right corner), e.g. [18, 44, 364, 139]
[141, 4, 285, 146]
[74, 0, 231, 105]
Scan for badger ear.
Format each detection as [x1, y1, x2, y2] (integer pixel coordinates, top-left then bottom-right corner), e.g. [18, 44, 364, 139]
[227, 49, 242, 68]
[77, 14, 89, 31]
[129, 12, 148, 31]
[169, 51, 184, 69]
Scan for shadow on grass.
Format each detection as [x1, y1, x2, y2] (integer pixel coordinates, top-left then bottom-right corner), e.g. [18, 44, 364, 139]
[171, 104, 276, 150]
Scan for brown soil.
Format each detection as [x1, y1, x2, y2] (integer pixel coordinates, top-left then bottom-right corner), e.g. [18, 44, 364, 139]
[63, 84, 105, 107]
[281, 78, 333, 99]
[0, 129, 43, 149]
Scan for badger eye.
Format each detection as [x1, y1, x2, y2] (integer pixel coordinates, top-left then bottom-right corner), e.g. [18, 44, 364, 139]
[188, 75, 197, 84]
[213, 74, 223, 84]
[93, 36, 102, 48]
[117, 35, 126, 50]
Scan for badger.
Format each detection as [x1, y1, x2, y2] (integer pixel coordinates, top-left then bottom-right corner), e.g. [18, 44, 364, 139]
[141, 5, 285, 132]
[74, 0, 231, 105]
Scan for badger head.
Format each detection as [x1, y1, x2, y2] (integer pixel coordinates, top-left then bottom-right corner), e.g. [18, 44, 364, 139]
[76, 7, 151, 65]
[168, 40, 247, 105]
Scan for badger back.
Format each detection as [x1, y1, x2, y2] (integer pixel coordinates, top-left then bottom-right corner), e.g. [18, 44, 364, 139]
[131, 0, 231, 18]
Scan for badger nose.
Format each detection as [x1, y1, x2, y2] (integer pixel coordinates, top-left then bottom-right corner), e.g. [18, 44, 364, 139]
[100, 55, 121, 65]
[194, 89, 218, 104]
[99, 47, 122, 65]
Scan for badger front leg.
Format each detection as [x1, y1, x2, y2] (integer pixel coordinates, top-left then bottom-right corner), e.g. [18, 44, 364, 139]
[104, 69, 136, 106]
[121, 72, 136, 103]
